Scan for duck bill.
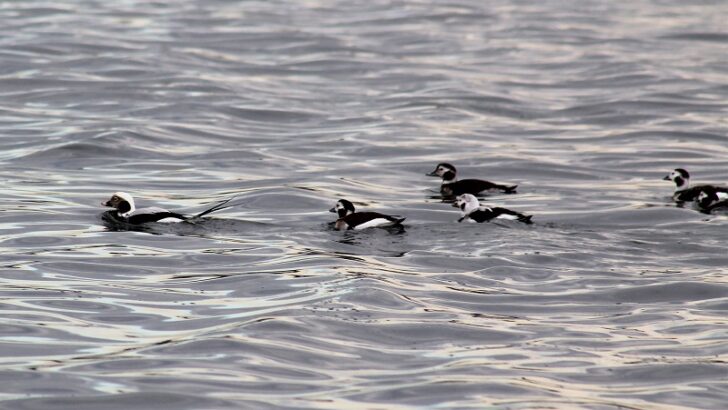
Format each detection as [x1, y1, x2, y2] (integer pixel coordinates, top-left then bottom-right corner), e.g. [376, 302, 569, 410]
[328, 207, 337, 213]
[426, 170, 439, 177]
[662, 175, 671, 181]
[101, 200, 112, 207]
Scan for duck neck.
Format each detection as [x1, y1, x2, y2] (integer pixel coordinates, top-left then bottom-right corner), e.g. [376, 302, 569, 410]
[442, 170, 457, 184]
[117, 200, 135, 217]
[674, 176, 689, 191]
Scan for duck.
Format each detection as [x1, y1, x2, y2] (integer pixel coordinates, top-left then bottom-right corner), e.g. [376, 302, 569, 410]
[454, 193, 532, 224]
[427, 162, 517, 196]
[663, 168, 728, 202]
[329, 199, 405, 230]
[102, 192, 233, 224]
[696, 186, 728, 213]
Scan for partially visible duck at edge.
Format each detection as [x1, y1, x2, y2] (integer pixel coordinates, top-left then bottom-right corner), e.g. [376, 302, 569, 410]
[102, 192, 233, 224]
[697, 186, 728, 213]
[454, 193, 532, 224]
[427, 162, 517, 196]
[329, 199, 405, 230]
[663, 168, 728, 202]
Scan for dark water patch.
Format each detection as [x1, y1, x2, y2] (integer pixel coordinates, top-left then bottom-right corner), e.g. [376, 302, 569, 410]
[17, 144, 157, 168]
[556, 130, 728, 145]
[0, 393, 244, 410]
[661, 32, 728, 43]
[308, 317, 526, 347]
[608, 282, 728, 304]
[576, 363, 728, 385]
[553, 100, 725, 122]
[347, 380, 537, 406]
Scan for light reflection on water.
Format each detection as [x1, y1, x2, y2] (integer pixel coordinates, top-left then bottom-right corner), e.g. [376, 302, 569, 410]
[1, 0, 728, 409]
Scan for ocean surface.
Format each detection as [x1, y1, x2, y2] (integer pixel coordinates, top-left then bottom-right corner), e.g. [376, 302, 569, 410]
[1, 1, 727, 409]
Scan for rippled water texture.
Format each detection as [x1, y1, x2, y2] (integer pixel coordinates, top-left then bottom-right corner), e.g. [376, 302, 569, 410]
[1, 1, 728, 409]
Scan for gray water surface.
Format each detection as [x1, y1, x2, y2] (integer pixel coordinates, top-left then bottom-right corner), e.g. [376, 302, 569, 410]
[1, 1, 728, 409]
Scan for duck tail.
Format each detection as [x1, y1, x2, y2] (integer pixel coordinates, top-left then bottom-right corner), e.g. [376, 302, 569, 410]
[504, 185, 518, 194]
[193, 196, 237, 219]
[519, 214, 533, 224]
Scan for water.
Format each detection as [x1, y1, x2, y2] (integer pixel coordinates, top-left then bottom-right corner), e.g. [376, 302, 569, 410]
[1, 1, 727, 409]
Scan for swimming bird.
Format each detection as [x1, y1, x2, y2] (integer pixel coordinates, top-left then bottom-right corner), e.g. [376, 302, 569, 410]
[696, 186, 728, 213]
[663, 168, 728, 202]
[427, 163, 517, 196]
[454, 193, 532, 224]
[329, 199, 405, 230]
[102, 192, 234, 224]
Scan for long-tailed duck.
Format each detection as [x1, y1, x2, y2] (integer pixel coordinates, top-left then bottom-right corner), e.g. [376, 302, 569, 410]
[427, 162, 517, 196]
[696, 187, 728, 213]
[329, 199, 405, 230]
[454, 193, 532, 224]
[663, 168, 728, 202]
[102, 192, 233, 224]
